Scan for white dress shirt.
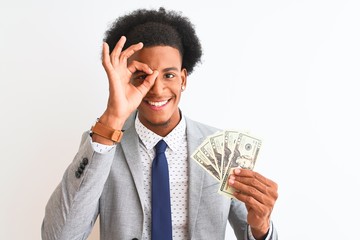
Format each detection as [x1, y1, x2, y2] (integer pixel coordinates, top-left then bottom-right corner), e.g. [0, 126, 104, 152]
[134, 116, 188, 239]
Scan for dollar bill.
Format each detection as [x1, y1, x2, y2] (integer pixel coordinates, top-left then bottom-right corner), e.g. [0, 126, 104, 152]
[208, 131, 225, 176]
[222, 130, 240, 180]
[228, 132, 261, 170]
[191, 130, 262, 198]
[199, 139, 220, 173]
[219, 133, 262, 198]
[218, 168, 237, 198]
[191, 149, 220, 181]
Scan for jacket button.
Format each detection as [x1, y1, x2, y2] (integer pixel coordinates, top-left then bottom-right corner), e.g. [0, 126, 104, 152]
[82, 158, 89, 165]
[132, 238, 138, 240]
[79, 163, 86, 170]
[75, 171, 81, 178]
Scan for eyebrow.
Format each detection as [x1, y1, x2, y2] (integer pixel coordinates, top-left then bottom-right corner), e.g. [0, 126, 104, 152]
[162, 67, 180, 72]
[133, 67, 180, 75]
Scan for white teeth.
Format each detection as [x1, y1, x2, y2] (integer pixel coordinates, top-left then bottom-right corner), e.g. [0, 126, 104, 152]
[148, 100, 168, 107]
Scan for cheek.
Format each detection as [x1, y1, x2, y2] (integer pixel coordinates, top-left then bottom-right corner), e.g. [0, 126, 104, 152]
[173, 86, 183, 97]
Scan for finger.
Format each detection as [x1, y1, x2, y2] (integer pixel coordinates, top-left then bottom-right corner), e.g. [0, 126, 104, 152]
[232, 174, 277, 199]
[102, 42, 112, 72]
[230, 179, 273, 206]
[234, 168, 278, 189]
[128, 60, 154, 74]
[136, 70, 159, 96]
[119, 42, 144, 64]
[231, 170, 278, 201]
[111, 36, 127, 65]
[232, 175, 269, 195]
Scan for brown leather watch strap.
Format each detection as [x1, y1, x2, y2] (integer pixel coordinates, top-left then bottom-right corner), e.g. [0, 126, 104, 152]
[91, 121, 123, 143]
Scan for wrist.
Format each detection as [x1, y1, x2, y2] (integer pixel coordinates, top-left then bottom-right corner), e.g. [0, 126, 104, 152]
[98, 112, 126, 130]
[91, 118, 124, 144]
[250, 224, 269, 240]
[91, 133, 116, 146]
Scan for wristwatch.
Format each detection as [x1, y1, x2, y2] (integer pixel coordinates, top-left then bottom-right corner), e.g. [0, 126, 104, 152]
[91, 120, 123, 143]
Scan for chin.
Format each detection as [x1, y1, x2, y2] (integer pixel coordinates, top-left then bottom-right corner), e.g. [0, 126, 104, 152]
[147, 117, 171, 127]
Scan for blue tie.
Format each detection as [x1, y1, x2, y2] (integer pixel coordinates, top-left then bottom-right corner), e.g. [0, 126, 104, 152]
[151, 140, 172, 240]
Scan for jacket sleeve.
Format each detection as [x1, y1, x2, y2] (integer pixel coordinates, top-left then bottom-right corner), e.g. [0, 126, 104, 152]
[41, 132, 116, 240]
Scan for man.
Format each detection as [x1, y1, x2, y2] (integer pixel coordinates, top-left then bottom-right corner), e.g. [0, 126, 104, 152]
[42, 7, 278, 240]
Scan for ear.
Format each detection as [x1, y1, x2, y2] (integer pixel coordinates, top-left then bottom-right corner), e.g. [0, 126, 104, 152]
[181, 68, 188, 90]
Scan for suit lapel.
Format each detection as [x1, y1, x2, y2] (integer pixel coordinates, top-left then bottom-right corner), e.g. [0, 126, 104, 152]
[186, 118, 208, 239]
[120, 113, 147, 214]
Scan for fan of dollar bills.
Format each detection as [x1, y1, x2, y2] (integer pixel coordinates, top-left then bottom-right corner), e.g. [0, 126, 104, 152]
[190, 130, 262, 198]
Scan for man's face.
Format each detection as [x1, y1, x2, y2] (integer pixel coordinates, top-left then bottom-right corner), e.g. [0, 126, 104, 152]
[129, 46, 187, 136]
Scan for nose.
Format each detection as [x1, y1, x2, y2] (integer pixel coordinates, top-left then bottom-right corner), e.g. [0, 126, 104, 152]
[150, 76, 165, 93]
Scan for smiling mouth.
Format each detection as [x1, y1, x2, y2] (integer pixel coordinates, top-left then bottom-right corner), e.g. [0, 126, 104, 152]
[147, 100, 169, 107]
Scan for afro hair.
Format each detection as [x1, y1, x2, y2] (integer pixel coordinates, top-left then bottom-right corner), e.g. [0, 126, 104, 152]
[103, 7, 202, 75]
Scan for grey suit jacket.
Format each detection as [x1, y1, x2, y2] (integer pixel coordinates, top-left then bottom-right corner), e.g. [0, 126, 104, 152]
[42, 113, 278, 240]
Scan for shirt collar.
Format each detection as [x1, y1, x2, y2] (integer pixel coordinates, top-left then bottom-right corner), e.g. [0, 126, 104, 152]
[135, 114, 186, 151]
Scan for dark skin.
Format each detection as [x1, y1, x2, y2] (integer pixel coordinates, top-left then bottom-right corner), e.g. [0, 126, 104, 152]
[93, 36, 186, 143]
[229, 168, 278, 239]
[129, 45, 187, 136]
[93, 36, 278, 239]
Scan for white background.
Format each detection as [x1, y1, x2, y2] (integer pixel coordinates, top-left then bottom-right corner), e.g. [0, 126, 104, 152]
[1, 0, 360, 239]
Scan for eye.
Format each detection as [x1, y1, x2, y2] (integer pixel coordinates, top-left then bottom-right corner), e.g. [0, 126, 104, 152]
[137, 74, 147, 80]
[164, 73, 175, 79]
[131, 74, 147, 85]
[133, 74, 147, 82]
